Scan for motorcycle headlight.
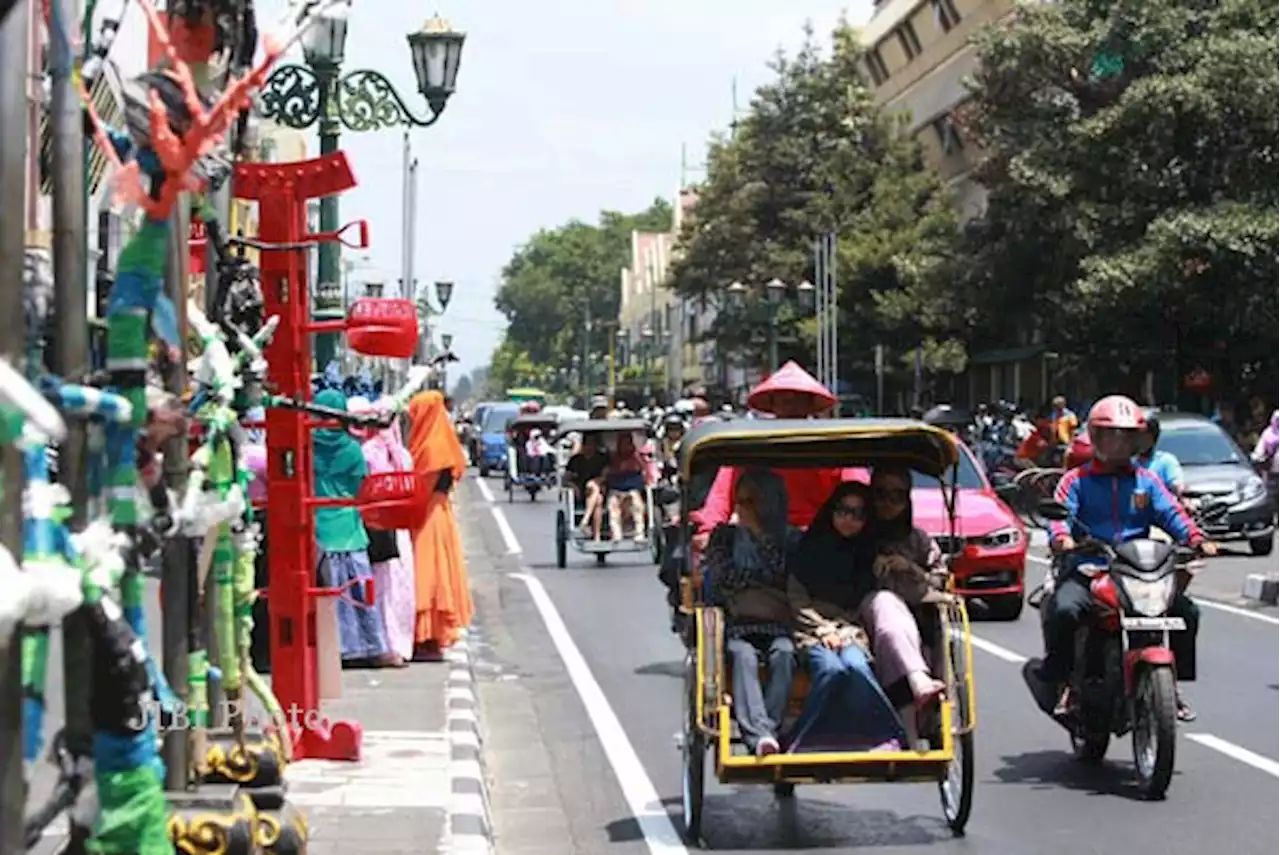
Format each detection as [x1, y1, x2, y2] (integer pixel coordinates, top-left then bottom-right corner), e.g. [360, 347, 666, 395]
[1117, 574, 1176, 617]
[972, 526, 1023, 550]
[1239, 476, 1266, 502]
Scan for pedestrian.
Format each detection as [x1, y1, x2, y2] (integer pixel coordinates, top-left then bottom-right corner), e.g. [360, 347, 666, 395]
[406, 390, 474, 660]
[312, 389, 395, 667]
[349, 396, 416, 665]
[1049, 395, 1078, 445]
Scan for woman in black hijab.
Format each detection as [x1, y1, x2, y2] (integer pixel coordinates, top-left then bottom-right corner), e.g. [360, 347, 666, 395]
[786, 482, 906, 750]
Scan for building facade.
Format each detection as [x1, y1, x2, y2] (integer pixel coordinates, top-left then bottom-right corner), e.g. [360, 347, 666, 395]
[859, 0, 1016, 222]
[616, 188, 737, 400]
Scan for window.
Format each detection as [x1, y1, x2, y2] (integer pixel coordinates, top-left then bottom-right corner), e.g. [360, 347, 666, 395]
[932, 116, 965, 154]
[933, 0, 962, 32]
[865, 47, 890, 85]
[897, 21, 923, 60]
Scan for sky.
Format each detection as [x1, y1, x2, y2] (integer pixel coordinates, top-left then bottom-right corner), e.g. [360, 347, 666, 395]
[126, 0, 876, 379]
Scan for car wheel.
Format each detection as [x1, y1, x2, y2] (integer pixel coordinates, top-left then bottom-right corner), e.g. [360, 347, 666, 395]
[986, 594, 1024, 621]
[1249, 534, 1274, 556]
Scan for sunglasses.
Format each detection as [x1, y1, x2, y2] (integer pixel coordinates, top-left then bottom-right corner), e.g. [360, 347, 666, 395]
[833, 504, 867, 520]
[874, 487, 909, 503]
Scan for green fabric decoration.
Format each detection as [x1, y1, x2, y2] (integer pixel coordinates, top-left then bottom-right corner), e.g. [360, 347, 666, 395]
[88, 764, 170, 855]
[312, 389, 369, 552]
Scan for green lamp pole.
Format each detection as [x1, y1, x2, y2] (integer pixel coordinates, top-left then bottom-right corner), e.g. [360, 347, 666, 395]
[256, 11, 466, 371]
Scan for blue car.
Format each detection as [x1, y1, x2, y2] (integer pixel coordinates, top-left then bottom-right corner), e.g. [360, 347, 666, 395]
[477, 404, 519, 477]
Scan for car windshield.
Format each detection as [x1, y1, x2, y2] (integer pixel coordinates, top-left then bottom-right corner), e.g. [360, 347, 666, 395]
[483, 409, 518, 434]
[912, 447, 987, 491]
[1158, 425, 1243, 466]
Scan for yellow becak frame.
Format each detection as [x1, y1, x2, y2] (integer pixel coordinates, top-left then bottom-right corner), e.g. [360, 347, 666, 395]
[677, 418, 977, 841]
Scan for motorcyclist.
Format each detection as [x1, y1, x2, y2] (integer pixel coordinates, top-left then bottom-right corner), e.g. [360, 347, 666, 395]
[1039, 395, 1216, 719]
[1134, 411, 1185, 498]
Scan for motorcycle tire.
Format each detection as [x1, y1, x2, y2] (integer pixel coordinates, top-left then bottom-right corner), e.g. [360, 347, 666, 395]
[1132, 666, 1177, 800]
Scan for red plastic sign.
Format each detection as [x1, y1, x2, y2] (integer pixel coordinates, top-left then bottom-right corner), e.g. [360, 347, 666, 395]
[357, 472, 428, 532]
[346, 299, 420, 358]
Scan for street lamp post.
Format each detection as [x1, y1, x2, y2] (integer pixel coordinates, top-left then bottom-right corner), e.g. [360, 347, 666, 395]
[440, 332, 454, 391]
[415, 279, 453, 363]
[727, 278, 816, 375]
[660, 329, 673, 400]
[257, 10, 466, 371]
[641, 326, 654, 399]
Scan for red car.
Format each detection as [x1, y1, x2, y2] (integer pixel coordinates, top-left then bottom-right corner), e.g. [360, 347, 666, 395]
[848, 442, 1028, 620]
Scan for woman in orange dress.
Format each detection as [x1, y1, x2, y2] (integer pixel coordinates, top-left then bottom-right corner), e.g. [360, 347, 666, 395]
[407, 390, 473, 660]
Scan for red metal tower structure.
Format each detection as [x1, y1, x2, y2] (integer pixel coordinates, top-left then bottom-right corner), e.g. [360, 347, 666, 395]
[234, 151, 421, 762]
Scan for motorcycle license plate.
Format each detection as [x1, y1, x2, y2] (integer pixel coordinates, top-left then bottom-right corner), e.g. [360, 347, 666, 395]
[1121, 616, 1186, 631]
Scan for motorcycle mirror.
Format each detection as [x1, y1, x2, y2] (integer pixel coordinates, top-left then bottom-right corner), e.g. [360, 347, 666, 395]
[1036, 499, 1071, 521]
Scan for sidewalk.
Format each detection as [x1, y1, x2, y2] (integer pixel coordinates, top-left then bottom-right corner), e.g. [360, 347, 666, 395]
[286, 663, 453, 854]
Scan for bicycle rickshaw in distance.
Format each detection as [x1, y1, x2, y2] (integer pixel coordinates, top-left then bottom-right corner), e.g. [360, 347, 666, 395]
[505, 412, 561, 502]
[676, 418, 977, 843]
[555, 418, 663, 568]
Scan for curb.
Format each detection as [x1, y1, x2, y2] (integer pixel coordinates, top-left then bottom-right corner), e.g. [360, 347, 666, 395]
[444, 628, 494, 855]
[1241, 573, 1279, 606]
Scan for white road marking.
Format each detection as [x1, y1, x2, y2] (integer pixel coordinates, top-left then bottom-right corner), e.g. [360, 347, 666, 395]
[1027, 553, 1050, 565]
[1185, 733, 1280, 777]
[1193, 597, 1280, 625]
[969, 635, 1030, 663]
[475, 476, 495, 504]
[491, 506, 522, 555]
[511, 571, 688, 855]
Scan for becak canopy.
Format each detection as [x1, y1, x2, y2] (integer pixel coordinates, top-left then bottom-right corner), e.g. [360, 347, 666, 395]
[746, 361, 836, 416]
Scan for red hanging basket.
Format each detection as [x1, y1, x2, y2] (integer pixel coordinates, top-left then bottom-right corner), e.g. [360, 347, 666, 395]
[346, 299, 420, 359]
[357, 472, 428, 532]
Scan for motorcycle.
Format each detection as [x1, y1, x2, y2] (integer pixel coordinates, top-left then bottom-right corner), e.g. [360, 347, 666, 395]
[1023, 499, 1198, 800]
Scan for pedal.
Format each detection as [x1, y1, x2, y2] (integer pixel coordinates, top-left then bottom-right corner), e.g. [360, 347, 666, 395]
[201, 727, 287, 792]
[166, 784, 260, 855]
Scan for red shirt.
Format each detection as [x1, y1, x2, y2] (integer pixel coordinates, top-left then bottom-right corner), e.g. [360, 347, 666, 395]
[691, 466, 851, 534]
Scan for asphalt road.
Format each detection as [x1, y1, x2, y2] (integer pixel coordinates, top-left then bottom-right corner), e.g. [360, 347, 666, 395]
[466, 474, 1279, 855]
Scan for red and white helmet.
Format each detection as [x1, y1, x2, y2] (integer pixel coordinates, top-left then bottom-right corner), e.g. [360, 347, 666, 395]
[1087, 395, 1145, 463]
[519, 401, 542, 415]
[1087, 395, 1146, 432]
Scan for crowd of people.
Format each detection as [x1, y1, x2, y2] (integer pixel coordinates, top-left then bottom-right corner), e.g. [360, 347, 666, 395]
[247, 387, 473, 670]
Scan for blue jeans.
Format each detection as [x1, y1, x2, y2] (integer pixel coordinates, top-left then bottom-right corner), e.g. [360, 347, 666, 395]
[790, 644, 905, 749]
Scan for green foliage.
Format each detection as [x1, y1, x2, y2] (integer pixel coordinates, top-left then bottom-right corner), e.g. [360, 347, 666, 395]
[667, 22, 963, 379]
[487, 199, 672, 393]
[958, 0, 1278, 394]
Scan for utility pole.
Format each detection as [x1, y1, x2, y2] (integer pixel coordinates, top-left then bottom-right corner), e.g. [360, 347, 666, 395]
[582, 301, 591, 401]
[0, 2, 30, 850]
[49, 0, 96, 818]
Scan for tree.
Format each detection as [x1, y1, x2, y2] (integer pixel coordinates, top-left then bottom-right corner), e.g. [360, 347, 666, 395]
[450, 373, 474, 403]
[489, 199, 672, 389]
[667, 23, 961, 388]
[958, 0, 1278, 400]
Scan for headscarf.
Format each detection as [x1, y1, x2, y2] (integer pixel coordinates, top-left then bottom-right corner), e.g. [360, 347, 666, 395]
[731, 468, 789, 574]
[792, 481, 877, 608]
[869, 464, 932, 567]
[312, 389, 366, 485]
[311, 388, 369, 551]
[346, 395, 376, 442]
[407, 390, 466, 479]
[350, 396, 413, 475]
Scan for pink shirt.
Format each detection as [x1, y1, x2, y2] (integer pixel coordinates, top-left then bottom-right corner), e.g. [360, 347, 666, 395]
[244, 443, 268, 503]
